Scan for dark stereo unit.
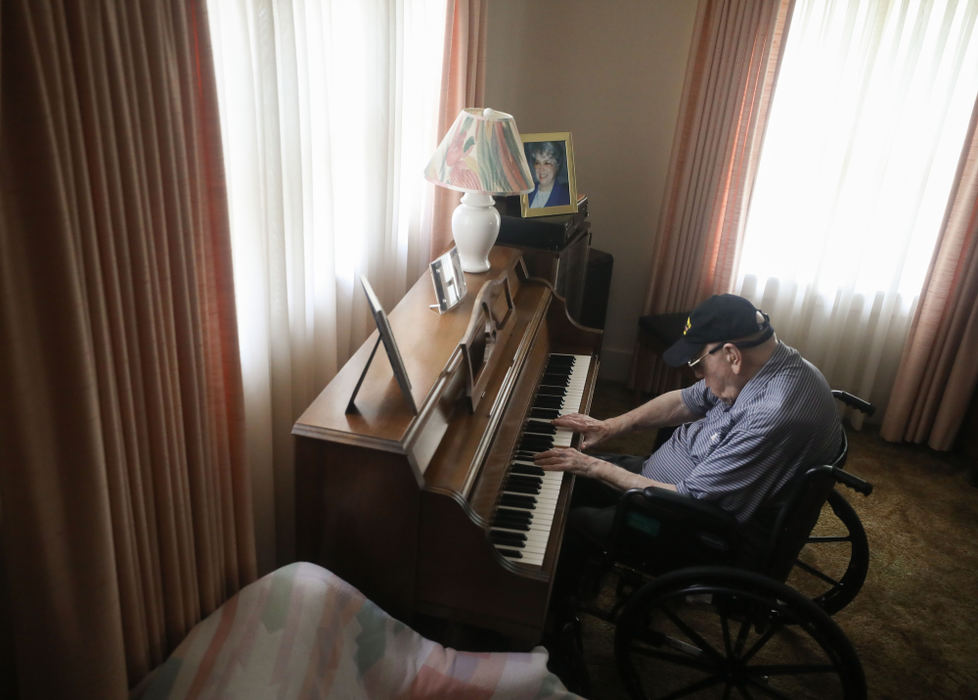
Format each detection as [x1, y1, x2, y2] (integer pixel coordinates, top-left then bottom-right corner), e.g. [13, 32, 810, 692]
[494, 197, 589, 250]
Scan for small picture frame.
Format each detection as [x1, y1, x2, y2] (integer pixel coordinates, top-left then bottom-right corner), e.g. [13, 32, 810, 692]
[347, 276, 417, 414]
[520, 132, 578, 218]
[430, 247, 467, 313]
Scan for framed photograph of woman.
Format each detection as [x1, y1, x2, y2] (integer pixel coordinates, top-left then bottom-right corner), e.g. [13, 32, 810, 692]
[519, 132, 578, 217]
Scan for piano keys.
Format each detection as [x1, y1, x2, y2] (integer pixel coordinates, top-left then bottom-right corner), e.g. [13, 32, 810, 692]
[490, 353, 590, 565]
[293, 247, 601, 648]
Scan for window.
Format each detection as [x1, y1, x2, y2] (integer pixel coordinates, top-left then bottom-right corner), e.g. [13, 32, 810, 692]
[734, 0, 978, 402]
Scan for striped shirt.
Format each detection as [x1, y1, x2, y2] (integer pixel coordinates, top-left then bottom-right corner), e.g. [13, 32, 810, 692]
[641, 342, 843, 523]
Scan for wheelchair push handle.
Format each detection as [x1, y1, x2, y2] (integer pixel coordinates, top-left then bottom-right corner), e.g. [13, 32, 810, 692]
[832, 466, 873, 496]
[832, 390, 875, 416]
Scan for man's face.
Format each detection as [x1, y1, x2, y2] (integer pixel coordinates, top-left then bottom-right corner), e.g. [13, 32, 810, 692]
[692, 342, 741, 404]
[534, 156, 557, 187]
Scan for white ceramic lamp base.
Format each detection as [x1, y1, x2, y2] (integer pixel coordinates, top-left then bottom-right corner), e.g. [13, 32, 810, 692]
[452, 192, 501, 273]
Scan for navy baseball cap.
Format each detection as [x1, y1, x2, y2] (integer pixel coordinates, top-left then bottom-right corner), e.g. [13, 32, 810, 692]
[663, 294, 770, 367]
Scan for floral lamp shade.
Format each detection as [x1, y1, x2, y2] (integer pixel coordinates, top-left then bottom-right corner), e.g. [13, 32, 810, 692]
[424, 108, 534, 195]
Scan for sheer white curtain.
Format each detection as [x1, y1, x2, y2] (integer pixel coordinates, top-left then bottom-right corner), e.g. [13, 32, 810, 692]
[207, 0, 448, 572]
[735, 0, 978, 413]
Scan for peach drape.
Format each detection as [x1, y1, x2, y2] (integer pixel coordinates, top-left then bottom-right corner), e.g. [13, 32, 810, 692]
[881, 94, 978, 450]
[0, 1, 256, 697]
[429, 0, 489, 259]
[629, 0, 793, 396]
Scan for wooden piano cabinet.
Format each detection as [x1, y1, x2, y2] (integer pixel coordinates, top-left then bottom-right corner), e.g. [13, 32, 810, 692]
[292, 246, 601, 648]
[294, 436, 421, 621]
[415, 486, 562, 647]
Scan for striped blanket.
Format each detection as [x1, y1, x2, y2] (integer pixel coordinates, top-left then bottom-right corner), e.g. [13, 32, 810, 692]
[135, 562, 578, 699]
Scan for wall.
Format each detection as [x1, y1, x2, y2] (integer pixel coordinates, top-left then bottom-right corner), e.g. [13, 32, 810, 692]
[485, 0, 698, 382]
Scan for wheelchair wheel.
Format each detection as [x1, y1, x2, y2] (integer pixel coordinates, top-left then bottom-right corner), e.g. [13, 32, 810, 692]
[615, 566, 866, 700]
[789, 489, 869, 615]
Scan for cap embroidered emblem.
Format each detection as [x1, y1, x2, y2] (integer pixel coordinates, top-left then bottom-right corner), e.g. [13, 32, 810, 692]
[683, 317, 691, 336]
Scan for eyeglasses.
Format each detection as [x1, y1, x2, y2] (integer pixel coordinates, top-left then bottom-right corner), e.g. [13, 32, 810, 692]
[686, 322, 776, 368]
[687, 343, 724, 368]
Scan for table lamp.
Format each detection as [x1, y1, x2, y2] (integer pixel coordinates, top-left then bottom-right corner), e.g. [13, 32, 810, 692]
[424, 108, 534, 273]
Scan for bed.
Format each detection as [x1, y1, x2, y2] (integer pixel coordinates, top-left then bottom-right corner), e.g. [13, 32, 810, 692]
[133, 561, 579, 698]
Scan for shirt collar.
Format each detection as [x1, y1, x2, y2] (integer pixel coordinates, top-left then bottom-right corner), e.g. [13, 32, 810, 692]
[731, 342, 790, 408]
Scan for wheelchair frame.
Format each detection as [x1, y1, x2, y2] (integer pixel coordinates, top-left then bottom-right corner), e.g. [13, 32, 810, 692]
[573, 391, 875, 699]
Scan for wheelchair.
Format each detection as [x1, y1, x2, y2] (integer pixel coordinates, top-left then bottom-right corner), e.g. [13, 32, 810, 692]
[571, 391, 875, 699]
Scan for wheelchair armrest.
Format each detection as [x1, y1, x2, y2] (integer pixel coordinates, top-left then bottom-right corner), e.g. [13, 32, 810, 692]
[622, 486, 738, 528]
[609, 487, 741, 570]
[831, 465, 873, 496]
[831, 390, 875, 416]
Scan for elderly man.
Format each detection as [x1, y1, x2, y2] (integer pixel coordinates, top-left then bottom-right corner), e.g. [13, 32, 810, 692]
[539, 293, 844, 693]
[535, 293, 843, 539]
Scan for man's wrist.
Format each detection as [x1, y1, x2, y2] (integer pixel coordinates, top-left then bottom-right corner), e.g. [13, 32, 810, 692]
[604, 415, 627, 437]
[583, 455, 603, 480]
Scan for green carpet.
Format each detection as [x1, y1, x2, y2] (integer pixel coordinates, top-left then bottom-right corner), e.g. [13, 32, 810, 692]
[575, 381, 978, 699]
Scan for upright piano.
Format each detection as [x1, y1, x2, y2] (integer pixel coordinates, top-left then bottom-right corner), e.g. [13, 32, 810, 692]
[292, 246, 602, 647]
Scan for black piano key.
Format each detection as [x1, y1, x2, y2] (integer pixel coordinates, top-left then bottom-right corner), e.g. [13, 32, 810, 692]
[503, 478, 541, 496]
[489, 530, 527, 549]
[519, 437, 554, 452]
[538, 380, 569, 391]
[494, 506, 530, 520]
[496, 506, 533, 521]
[545, 364, 574, 376]
[493, 515, 530, 531]
[493, 510, 530, 523]
[505, 474, 543, 488]
[523, 422, 557, 435]
[503, 479, 540, 495]
[506, 472, 541, 484]
[530, 408, 560, 420]
[495, 547, 523, 559]
[500, 493, 537, 508]
[504, 481, 541, 495]
[520, 432, 554, 445]
[490, 530, 527, 545]
[537, 386, 566, 397]
[511, 463, 545, 477]
[508, 467, 541, 478]
[531, 396, 563, 409]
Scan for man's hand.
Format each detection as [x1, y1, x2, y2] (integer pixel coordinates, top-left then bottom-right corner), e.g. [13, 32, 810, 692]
[535, 446, 677, 494]
[533, 446, 601, 477]
[552, 412, 614, 451]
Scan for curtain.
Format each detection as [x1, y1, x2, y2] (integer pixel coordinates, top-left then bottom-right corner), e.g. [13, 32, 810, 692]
[881, 94, 978, 449]
[430, 0, 489, 259]
[0, 1, 256, 697]
[733, 0, 978, 417]
[629, 0, 794, 396]
[206, 0, 451, 572]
